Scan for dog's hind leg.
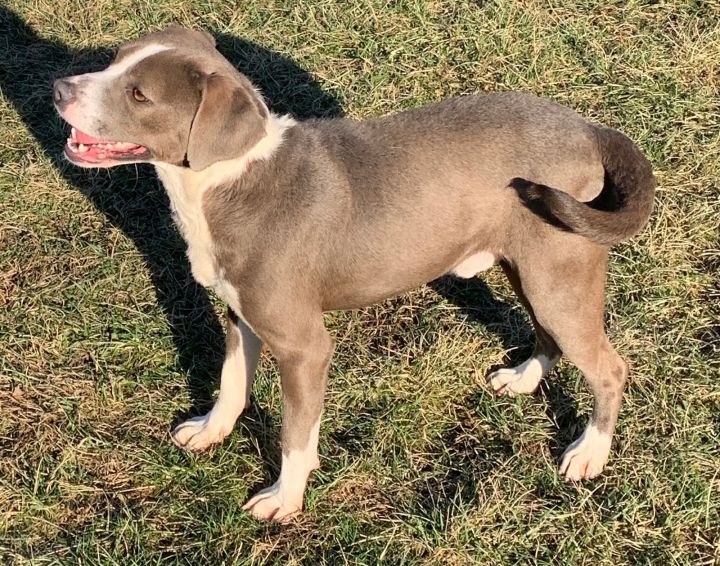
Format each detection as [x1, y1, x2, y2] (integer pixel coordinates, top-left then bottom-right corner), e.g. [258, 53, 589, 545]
[171, 307, 261, 451]
[557, 336, 627, 481]
[488, 261, 561, 397]
[509, 245, 628, 480]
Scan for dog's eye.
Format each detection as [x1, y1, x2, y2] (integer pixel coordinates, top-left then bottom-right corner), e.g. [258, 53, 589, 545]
[132, 88, 148, 102]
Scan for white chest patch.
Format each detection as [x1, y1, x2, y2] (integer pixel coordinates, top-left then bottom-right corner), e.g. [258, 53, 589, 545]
[154, 113, 296, 293]
[214, 269, 242, 315]
[156, 164, 217, 287]
[452, 251, 496, 278]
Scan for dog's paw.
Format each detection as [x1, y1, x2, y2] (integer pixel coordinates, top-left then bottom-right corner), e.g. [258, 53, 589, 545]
[559, 424, 612, 481]
[488, 357, 546, 397]
[242, 482, 302, 522]
[170, 413, 233, 452]
[489, 367, 542, 397]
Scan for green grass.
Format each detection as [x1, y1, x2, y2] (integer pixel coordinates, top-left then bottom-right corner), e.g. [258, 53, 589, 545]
[1, 0, 718, 563]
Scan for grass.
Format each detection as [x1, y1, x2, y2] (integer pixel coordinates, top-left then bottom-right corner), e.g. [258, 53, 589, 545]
[0, 0, 718, 563]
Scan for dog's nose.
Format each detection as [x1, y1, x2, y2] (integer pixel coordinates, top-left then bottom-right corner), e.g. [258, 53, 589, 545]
[53, 78, 76, 107]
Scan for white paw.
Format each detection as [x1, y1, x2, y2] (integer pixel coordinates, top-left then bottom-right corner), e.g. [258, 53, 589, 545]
[242, 482, 302, 522]
[489, 367, 541, 397]
[489, 355, 555, 397]
[170, 412, 234, 452]
[559, 424, 612, 481]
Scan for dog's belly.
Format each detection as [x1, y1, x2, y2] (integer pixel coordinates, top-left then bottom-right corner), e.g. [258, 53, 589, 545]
[320, 240, 499, 311]
[451, 251, 496, 278]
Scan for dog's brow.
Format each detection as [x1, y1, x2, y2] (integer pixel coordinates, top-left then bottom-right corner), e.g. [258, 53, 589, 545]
[104, 44, 172, 79]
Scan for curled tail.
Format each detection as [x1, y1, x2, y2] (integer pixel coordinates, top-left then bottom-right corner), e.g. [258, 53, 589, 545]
[511, 127, 656, 246]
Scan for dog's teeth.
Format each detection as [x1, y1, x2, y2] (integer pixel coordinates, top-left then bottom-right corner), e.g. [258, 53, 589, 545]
[71, 127, 76, 138]
[78, 143, 88, 152]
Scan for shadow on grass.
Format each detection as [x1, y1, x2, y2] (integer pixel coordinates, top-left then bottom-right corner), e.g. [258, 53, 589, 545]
[432, 274, 578, 447]
[324, 275, 578, 526]
[406, 275, 580, 524]
[431, 274, 533, 367]
[0, 7, 579, 526]
[0, 7, 341, 469]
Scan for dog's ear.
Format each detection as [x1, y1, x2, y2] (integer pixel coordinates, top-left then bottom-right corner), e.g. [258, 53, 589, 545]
[186, 73, 266, 171]
[161, 25, 216, 48]
[193, 28, 216, 47]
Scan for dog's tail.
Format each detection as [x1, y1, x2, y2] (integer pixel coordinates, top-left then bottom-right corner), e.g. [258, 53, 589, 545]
[510, 127, 656, 246]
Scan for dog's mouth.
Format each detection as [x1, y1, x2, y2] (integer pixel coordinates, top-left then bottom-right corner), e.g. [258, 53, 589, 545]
[65, 126, 149, 167]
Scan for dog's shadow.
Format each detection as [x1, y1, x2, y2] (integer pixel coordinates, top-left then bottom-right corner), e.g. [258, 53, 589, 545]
[0, 8, 343, 472]
[0, 8, 576, 509]
[431, 276, 579, 453]
[404, 276, 580, 522]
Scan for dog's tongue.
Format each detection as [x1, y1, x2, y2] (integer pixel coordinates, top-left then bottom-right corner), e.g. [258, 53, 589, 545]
[74, 128, 113, 145]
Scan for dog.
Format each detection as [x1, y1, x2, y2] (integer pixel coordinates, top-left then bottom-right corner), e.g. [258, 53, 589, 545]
[53, 26, 655, 521]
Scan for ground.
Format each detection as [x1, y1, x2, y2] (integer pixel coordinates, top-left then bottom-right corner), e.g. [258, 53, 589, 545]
[0, 1, 718, 564]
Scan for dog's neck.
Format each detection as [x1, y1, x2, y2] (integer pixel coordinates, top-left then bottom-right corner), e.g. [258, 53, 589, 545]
[153, 113, 295, 288]
[155, 112, 296, 197]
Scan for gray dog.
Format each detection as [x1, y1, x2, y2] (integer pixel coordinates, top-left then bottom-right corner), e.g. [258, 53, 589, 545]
[53, 27, 655, 521]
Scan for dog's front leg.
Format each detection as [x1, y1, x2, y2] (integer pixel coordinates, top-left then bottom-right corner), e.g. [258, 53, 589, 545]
[171, 308, 261, 451]
[243, 316, 333, 522]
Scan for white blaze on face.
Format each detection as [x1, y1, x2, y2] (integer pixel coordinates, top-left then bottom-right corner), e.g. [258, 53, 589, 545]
[61, 44, 172, 135]
[100, 43, 173, 81]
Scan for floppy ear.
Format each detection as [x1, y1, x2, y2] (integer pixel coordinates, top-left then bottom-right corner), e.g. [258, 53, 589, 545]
[161, 25, 216, 48]
[193, 28, 216, 47]
[186, 73, 266, 171]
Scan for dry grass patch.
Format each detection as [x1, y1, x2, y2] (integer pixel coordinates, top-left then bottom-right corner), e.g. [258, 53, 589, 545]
[1, 0, 718, 563]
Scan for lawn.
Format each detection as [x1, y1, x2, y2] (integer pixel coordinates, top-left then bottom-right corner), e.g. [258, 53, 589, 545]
[0, 1, 718, 564]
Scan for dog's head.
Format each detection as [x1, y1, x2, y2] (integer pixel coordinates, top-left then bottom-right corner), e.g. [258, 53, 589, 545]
[53, 26, 268, 171]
